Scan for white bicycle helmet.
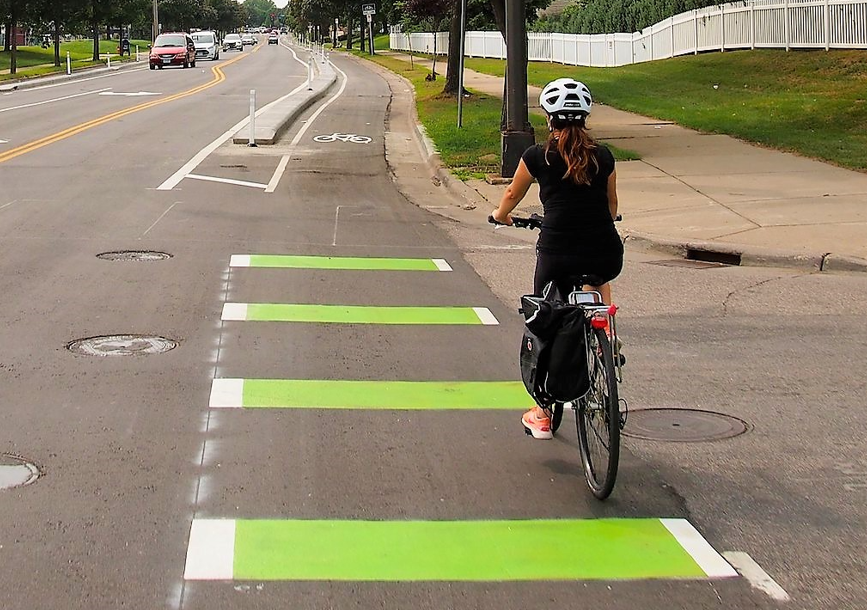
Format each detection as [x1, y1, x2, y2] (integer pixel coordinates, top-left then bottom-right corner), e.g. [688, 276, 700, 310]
[540, 78, 592, 122]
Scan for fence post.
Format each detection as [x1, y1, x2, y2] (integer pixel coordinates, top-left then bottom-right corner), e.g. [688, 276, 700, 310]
[694, 9, 699, 54]
[720, 4, 725, 52]
[750, 0, 756, 50]
[670, 16, 675, 58]
[785, 0, 790, 51]
[824, 0, 830, 50]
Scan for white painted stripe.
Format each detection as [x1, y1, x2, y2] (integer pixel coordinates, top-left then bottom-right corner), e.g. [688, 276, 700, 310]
[0, 87, 112, 114]
[661, 519, 738, 578]
[209, 379, 244, 408]
[186, 174, 269, 189]
[723, 552, 790, 601]
[221, 303, 249, 321]
[432, 258, 452, 272]
[157, 80, 309, 191]
[183, 519, 236, 580]
[264, 154, 291, 193]
[229, 254, 251, 267]
[472, 307, 500, 326]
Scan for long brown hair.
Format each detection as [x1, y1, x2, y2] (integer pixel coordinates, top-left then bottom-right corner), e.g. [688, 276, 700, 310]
[544, 119, 598, 185]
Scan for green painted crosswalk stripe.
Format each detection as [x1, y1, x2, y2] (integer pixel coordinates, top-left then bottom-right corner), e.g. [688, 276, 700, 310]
[209, 379, 536, 409]
[230, 254, 452, 271]
[221, 303, 499, 325]
[184, 518, 738, 581]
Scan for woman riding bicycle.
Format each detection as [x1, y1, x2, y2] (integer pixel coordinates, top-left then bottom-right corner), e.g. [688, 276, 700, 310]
[491, 78, 623, 440]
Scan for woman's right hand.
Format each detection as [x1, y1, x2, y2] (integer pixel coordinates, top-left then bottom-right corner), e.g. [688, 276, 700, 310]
[490, 210, 513, 226]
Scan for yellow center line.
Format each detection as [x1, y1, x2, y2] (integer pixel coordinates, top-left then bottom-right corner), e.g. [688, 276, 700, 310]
[0, 51, 250, 165]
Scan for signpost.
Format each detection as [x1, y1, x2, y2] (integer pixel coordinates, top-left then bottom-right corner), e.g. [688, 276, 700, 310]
[362, 3, 375, 55]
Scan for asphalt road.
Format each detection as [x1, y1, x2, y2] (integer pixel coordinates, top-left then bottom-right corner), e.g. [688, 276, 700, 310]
[0, 39, 865, 610]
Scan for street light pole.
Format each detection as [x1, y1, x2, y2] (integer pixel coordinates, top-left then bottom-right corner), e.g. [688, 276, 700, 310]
[500, 0, 534, 177]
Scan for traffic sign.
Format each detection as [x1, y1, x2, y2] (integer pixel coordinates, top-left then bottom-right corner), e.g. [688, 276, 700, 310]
[362, 3, 376, 15]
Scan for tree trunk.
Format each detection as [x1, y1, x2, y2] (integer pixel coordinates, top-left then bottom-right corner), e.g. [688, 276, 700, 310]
[92, 20, 100, 62]
[10, 11, 17, 75]
[345, 15, 353, 49]
[4, 22, 10, 52]
[431, 31, 436, 79]
[442, 0, 462, 96]
[360, 19, 365, 52]
[489, 0, 508, 130]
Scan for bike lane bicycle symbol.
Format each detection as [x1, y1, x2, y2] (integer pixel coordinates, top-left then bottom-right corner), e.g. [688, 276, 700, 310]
[313, 133, 373, 144]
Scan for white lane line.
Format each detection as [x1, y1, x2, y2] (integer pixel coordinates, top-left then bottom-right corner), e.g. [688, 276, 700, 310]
[99, 91, 161, 97]
[289, 60, 348, 147]
[141, 202, 177, 237]
[186, 174, 268, 189]
[0, 200, 18, 210]
[264, 154, 290, 193]
[209, 379, 244, 408]
[473, 307, 500, 325]
[660, 519, 738, 578]
[229, 254, 251, 267]
[432, 258, 453, 271]
[157, 81, 309, 191]
[14, 66, 149, 92]
[723, 552, 791, 601]
[221, 303, 248, 321]
[0, 87, 112, 113]
[183, 519, 236, 580]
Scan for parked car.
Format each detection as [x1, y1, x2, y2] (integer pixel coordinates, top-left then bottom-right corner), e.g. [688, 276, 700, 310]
[223, 33, 243, 51]
[268, 32, 278, 45]
[191, 30, 219, 60]
[241, 34, 255, 46]
[149, 32, 196, 69]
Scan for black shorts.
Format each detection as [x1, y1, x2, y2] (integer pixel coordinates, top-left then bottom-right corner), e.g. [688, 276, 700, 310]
[533, 248, 623, 296]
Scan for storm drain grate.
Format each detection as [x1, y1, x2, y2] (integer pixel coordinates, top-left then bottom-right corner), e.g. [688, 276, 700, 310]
[646, 259, 727, 269]
[686, 248, 741, 266]
[67, 334, 178, 357]
[623, 408, 748, 442]
[0, 454, 40, 490]
[97, 251, 172, 262]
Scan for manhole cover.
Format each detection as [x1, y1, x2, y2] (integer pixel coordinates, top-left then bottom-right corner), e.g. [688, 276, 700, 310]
[0, 454, 40, 490]
[97, 251, 172, 262]
[623, 408, 748, 442]
[645, 259, 726, 269]
[67, 334, 178, 357]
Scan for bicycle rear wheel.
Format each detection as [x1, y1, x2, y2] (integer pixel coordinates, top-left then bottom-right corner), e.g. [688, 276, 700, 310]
[576, 327, 620, 500]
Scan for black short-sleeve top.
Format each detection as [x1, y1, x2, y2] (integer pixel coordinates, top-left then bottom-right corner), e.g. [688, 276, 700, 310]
[521, 142, 619, 254]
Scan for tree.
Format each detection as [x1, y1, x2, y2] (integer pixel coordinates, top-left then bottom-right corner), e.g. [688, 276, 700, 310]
[403, 0, 451, 79]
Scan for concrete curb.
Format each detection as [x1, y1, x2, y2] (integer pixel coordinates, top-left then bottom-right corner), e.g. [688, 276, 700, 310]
[231, 53, 337, 145]
[2, 60, 145, 91]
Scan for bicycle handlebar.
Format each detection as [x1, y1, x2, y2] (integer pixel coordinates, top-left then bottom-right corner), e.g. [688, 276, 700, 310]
[488, 213, 621, 229]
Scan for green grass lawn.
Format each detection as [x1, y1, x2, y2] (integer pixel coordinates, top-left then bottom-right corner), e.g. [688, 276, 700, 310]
[346, 48, 636, 179]
[464, 49, 867, 171]
[0, 39, 150, 71]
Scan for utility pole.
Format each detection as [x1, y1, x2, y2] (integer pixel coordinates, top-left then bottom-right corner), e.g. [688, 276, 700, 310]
[152, 0, 158, 43]
[500, 0, 534, 177]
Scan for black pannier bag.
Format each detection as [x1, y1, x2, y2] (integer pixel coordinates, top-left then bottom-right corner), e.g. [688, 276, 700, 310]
[519, 283, 590, 405]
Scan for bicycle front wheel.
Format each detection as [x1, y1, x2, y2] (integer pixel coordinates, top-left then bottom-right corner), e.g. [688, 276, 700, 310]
[576, 327, 620, 500]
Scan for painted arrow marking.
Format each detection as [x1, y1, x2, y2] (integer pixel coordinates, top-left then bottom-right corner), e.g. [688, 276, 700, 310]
[98, 91, 161, 97]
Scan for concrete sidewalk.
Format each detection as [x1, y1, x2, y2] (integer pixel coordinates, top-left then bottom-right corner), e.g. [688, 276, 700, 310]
[382, 51, 867, 272]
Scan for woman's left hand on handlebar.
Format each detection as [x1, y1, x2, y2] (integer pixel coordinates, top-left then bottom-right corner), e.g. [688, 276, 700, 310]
[490, 210, 513, 226]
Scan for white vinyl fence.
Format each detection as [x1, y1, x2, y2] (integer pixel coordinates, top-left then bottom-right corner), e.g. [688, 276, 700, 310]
[390, 0, 867, 67]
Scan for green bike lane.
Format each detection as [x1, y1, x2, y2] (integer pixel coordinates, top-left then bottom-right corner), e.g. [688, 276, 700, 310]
[176, 53, 765, 609]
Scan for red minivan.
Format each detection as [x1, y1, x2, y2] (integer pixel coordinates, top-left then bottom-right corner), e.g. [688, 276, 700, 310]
[149, 33, 196, 69]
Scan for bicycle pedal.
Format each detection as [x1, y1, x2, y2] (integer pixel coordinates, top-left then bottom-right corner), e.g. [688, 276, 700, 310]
[523, 426, 532, 436]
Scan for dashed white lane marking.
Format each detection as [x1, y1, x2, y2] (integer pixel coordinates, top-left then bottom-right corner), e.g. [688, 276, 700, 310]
[0, 87, 112, 113]
[98, 91, 161, 97]
[186, 173, 268, 189]
[432, 259, 453, 271]
[472, 307, 500, 325]
[18, 67, 149, 92]
[660, 519, 738, 578]
[0, 139, 8, 144]
[221, 303, 248, 321]
[723, 551, 791, 601]
[183, 519, 235, 580]
[229, 254, 251, 267]
[209, 379, 244, 408]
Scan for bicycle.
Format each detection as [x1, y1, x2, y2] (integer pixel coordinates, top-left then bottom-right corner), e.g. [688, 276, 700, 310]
[489, 213, 626, 500]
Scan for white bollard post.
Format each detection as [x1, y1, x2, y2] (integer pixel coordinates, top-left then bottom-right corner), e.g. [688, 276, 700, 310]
[307, 54, 313, 90]
[136, 45, 139, 61]
[107, 54, 111, 69]
[248, 89, 257, 147]
[66, 51, 71, 75]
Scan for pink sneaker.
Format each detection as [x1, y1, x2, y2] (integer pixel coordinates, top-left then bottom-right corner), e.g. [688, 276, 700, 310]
[522, 409, 553, 440]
